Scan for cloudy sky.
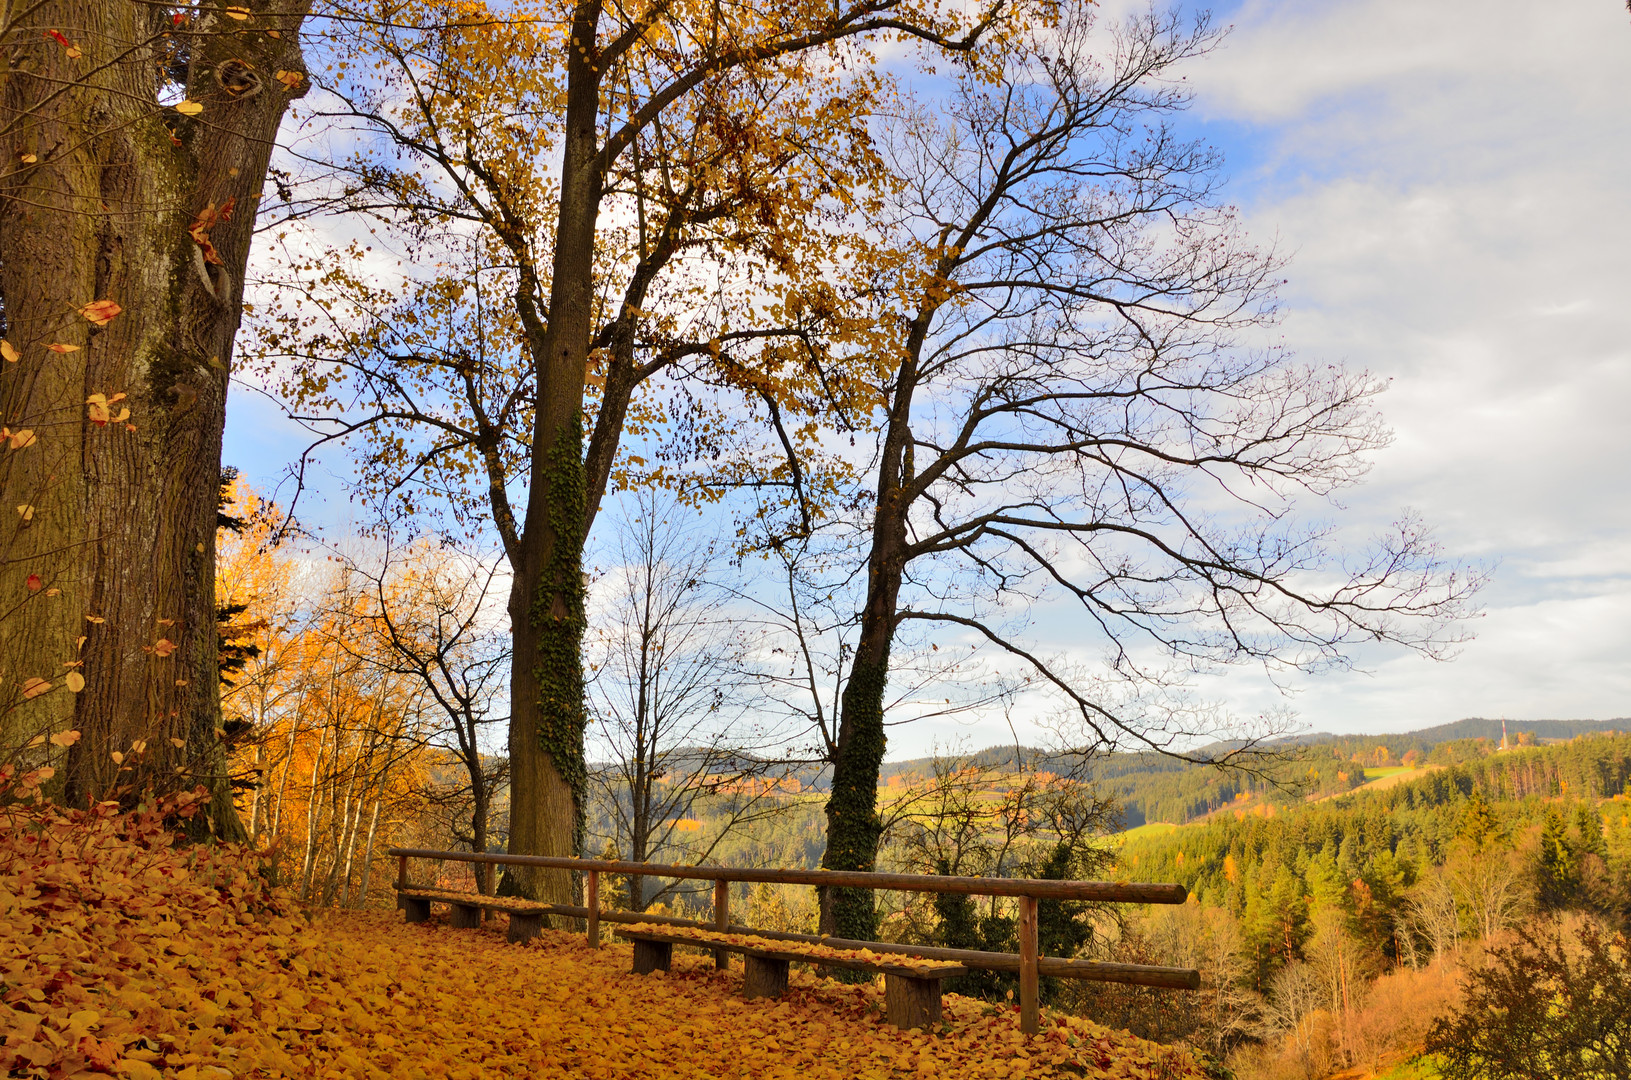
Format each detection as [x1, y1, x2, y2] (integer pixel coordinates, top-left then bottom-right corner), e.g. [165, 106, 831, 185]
[226, 0, 1631, 752]
[1123, 0, 1631, 738]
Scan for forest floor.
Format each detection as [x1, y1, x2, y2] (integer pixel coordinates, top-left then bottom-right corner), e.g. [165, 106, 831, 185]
[4, 783, 1208, 1080]
[264, 911, 1209, 1080]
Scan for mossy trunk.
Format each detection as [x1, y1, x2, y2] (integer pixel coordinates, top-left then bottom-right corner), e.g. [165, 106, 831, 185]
[497, 0, 603, 902]
[818, 402, 916, 941]
[0, 0, 307, 836]
[500, 419, 589, 903]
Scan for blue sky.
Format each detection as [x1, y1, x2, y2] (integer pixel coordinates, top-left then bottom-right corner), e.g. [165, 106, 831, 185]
[227, 0, 1631, 754]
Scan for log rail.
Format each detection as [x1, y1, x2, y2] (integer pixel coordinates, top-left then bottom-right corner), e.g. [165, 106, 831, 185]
[387, 847, 1198, 1035]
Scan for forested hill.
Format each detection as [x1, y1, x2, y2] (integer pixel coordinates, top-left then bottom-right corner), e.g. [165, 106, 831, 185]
[1110, 731, 1631, 981]
[869, 716, 1628, 828]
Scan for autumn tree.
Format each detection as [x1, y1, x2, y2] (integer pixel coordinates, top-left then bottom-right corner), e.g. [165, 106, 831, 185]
[349, 536, 511, 894]
[1427, 917, 1631, 1080]
[750, 10, 1481, 939]
[254, 0, 1036, 901]
[585, 490, 800, 910]
[0, 0, 310, 834]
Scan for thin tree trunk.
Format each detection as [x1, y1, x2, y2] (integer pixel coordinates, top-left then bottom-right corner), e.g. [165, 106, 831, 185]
[354, 799, 382, 909]
[299, 728, 326, 901]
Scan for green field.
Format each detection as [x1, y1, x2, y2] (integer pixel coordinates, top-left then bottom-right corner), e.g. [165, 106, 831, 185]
[1372, 1056, 1442, 1080]
[1363, 765, 1414, 780]
[1113, 822, 1181, 844]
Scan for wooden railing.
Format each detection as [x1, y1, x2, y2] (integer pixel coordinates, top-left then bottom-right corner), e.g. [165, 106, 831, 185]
[389, 848, 1199, 1035]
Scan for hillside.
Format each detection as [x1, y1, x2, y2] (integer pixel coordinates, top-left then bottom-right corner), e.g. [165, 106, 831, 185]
[1106, 732, 1631, 1078]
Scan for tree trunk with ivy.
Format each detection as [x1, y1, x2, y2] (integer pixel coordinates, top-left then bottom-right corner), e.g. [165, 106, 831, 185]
[816, 328, 925, 940]
[494, 0, 602, 903]
[0, 0, 308, 837]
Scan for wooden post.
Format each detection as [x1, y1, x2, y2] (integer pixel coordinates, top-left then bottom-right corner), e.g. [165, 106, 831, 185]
[632, 938, 673, 975]
[713, 878, 730, 970]
[884, 974, 943, 1030]
[397, 854, 407, 890]
[742, 953, 789, 999]
[1019, 894, 1039, 1035]
[586, 870, 601, 949]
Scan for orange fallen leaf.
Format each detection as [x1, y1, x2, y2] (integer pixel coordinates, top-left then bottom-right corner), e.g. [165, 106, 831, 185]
[79, 299, 122, 325]
[48, 729, 80, 746]
[1, 339, 18, 362]
[46, 342, 80, 353]
[23, 677, 52, 698]
[65, 671, 86, 692]
[153, 638, 177, 657]
[45, 29, 81, 58]
[9, 429, 37, 449]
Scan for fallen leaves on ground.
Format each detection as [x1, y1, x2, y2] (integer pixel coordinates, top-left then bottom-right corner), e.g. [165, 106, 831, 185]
[2, 778, 1204, 1079]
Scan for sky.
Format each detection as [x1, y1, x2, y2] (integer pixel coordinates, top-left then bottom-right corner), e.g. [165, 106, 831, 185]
[225, 0, 1631, 755]
[1130, 0, 1631, 742]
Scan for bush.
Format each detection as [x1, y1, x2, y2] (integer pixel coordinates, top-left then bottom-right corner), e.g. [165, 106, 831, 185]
[1426, 917, 1631, 1080]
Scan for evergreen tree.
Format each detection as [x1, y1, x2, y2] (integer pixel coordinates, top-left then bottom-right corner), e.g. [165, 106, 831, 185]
[1458, 787, 1498, 847]
[1537, 805, 1579, 910]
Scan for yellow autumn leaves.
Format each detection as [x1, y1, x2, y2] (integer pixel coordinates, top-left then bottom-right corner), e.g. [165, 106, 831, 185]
[3, 775, 1203, 1080]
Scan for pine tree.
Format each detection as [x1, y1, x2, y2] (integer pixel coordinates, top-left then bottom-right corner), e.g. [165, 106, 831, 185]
[1537, 805, 1579, 910]
[1459, 787, 1498, 847]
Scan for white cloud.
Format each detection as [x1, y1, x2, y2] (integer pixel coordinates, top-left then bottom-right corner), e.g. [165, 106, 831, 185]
[1162, 0, 1631, 736]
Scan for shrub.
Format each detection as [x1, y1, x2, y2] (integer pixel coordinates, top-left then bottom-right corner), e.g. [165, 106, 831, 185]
[1426, 917, 1631, 1080]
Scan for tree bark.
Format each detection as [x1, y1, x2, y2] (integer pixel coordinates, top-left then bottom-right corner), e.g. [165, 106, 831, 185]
[0, 0, 308, 839]
[817, 326, 927, 940]
[499, 0, 604, 903]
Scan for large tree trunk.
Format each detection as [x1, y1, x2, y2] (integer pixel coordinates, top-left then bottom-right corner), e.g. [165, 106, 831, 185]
[0, 0, 308, 837]
[817, 323, 930, 940]
[498, 0, 604, 903]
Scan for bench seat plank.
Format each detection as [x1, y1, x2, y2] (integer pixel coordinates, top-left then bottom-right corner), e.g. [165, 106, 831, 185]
[613, 927, 965, 981]
[616, 927, 963, 1030]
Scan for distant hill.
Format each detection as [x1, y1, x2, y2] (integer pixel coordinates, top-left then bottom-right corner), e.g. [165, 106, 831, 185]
[1382, 716, 1627, 743]
[870, 717, 1629, 827]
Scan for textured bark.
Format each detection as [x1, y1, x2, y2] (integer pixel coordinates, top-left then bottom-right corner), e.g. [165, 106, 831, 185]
[498, 0, 604, 904]
[0, 0, 308, 835]
[817, 324, 927, 940]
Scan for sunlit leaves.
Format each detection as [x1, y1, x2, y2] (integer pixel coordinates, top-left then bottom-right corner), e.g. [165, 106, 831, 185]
[44, 29, 81, 59]
[79, 299, 122, 325]
[21, 677, 52, 698]
[86, 392, 130, 426]
[45, 342, 79, 353]
[1, 339, 17, 362]
[173, 100, 204, 116]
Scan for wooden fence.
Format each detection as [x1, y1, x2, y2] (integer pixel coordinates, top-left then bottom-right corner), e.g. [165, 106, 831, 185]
[388, 847, 1199, 1035]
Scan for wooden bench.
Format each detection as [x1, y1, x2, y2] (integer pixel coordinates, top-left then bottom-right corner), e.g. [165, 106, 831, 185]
[389, 849, 1199, 1036]
[615, 926, 966, 1030]
[396, 887, 581, 942]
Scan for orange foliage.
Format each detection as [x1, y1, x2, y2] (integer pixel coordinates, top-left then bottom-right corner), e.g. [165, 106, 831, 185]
[4, 776, 1205, 1079]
